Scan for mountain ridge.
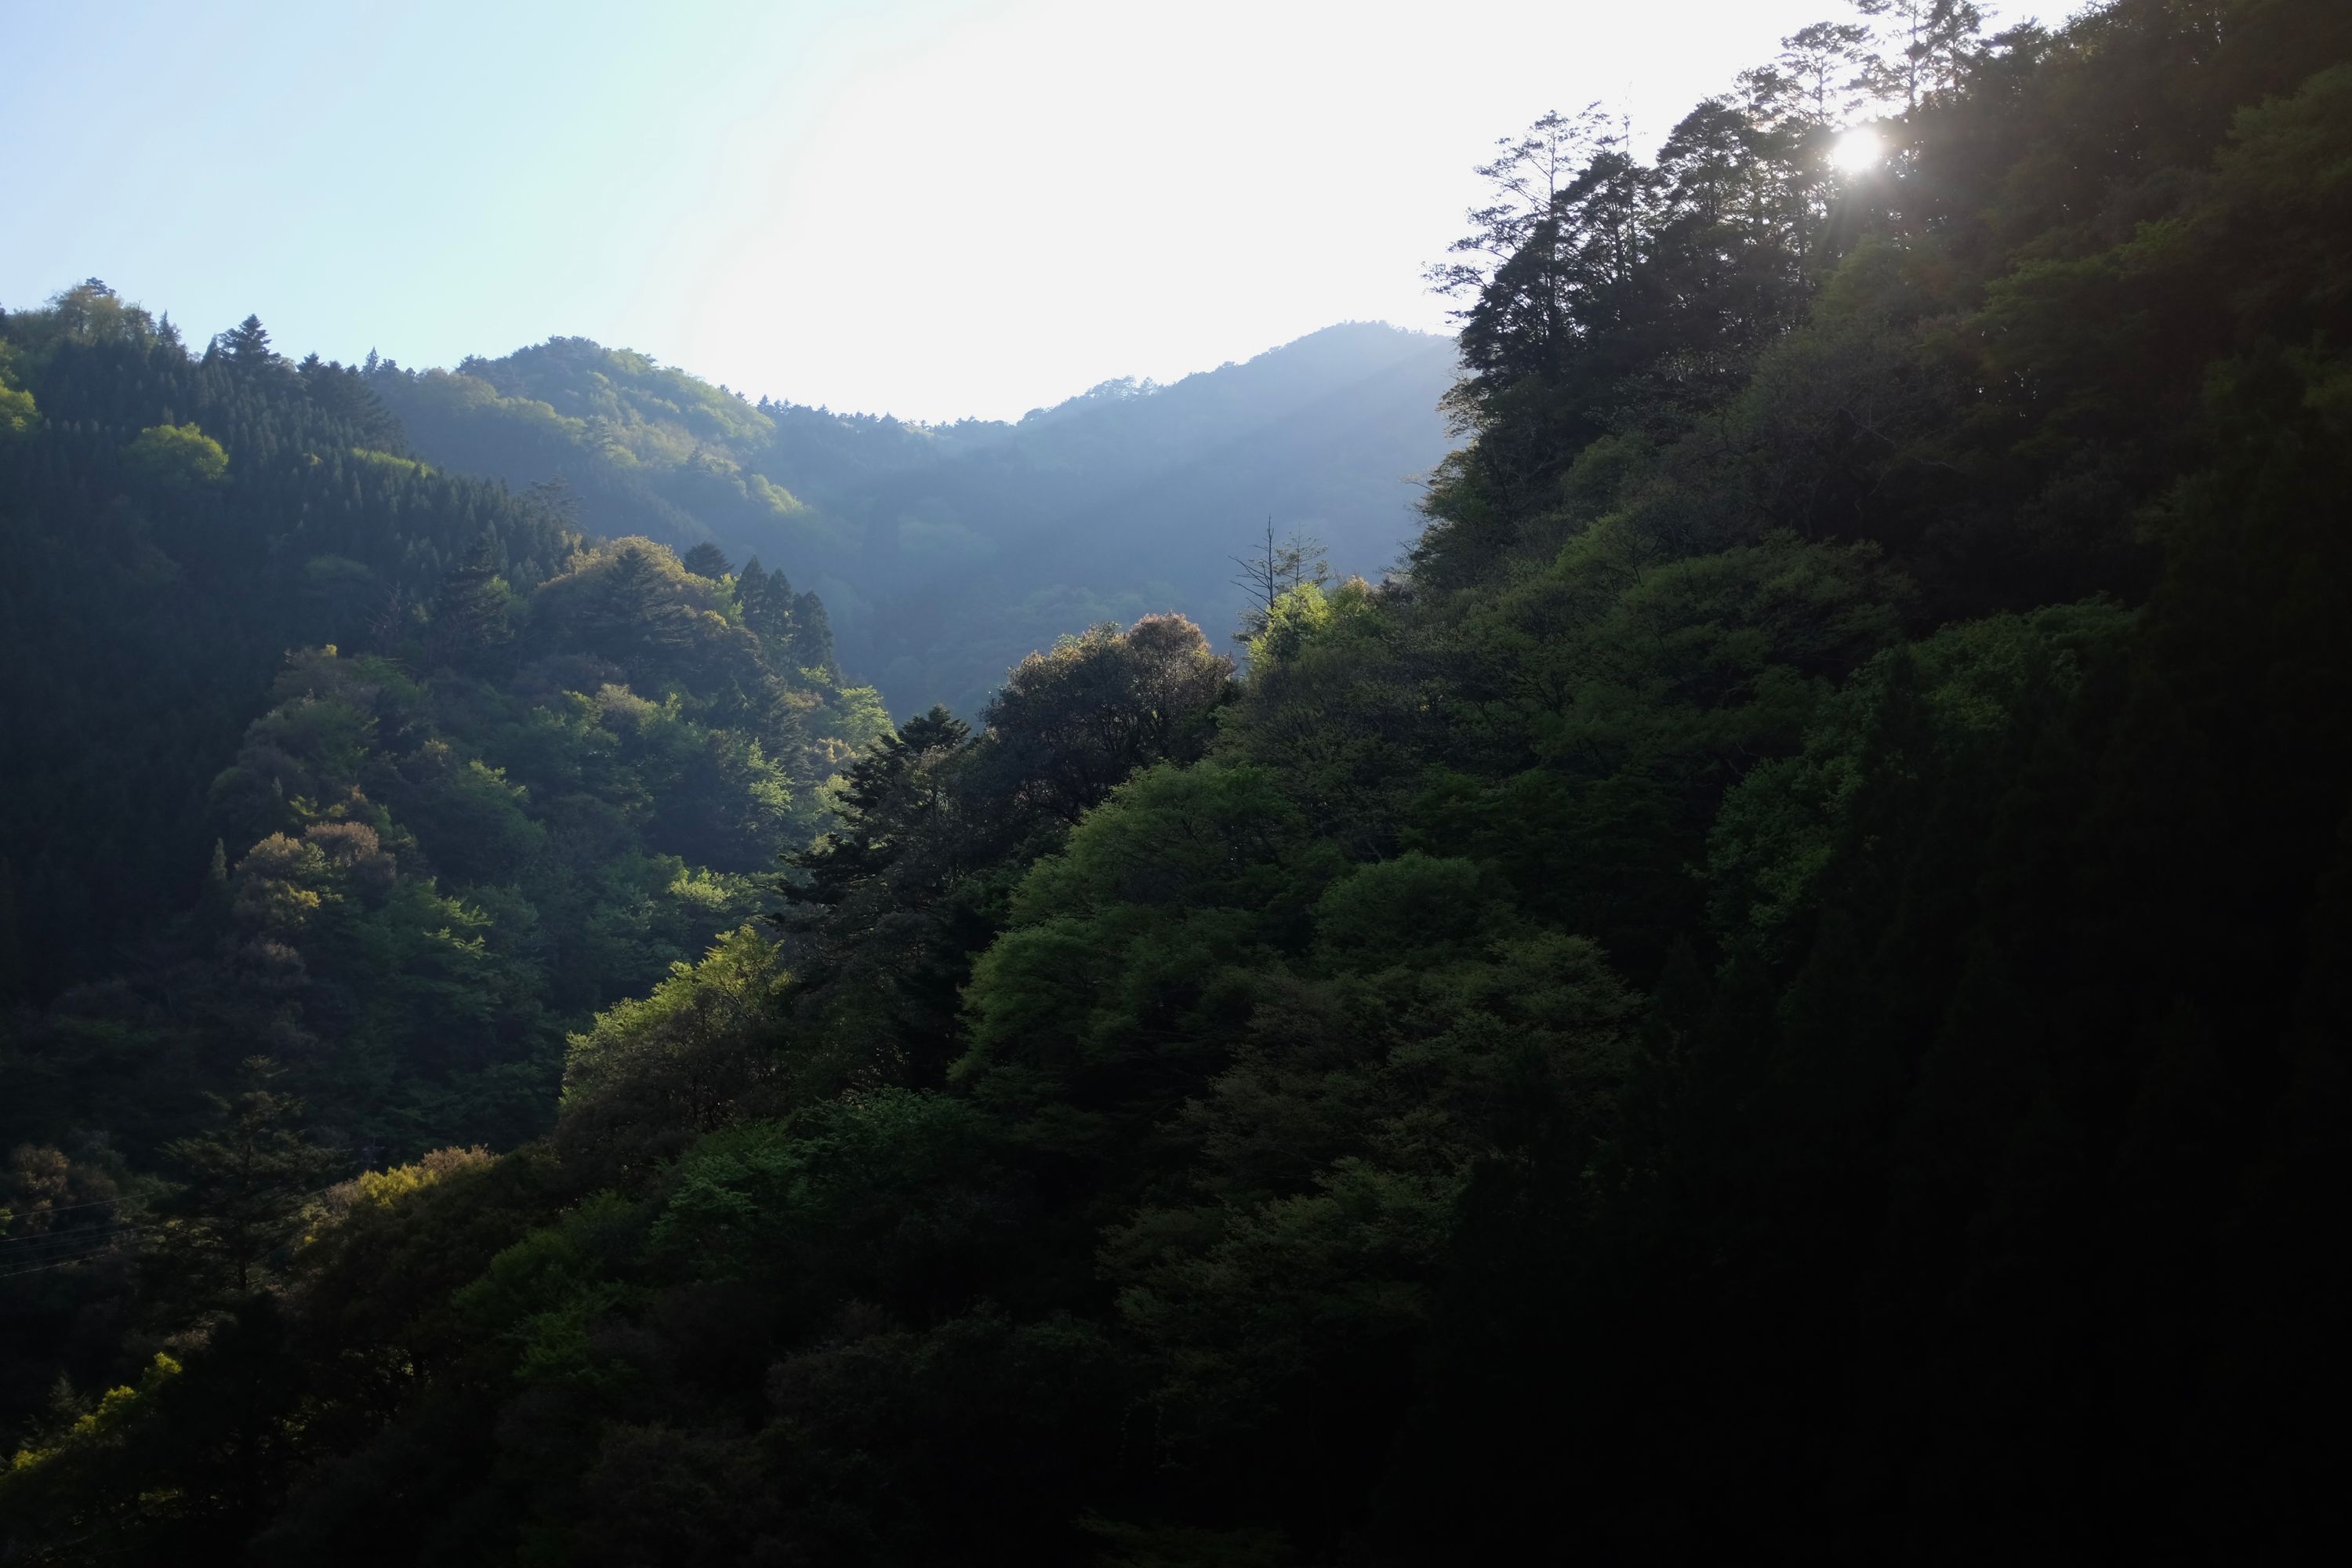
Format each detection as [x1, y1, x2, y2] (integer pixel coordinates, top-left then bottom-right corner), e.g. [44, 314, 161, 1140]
[369, 320, 1459, 712]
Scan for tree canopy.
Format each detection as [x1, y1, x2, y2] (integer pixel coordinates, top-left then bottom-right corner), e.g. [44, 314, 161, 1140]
[4, 2, 2350, 1559]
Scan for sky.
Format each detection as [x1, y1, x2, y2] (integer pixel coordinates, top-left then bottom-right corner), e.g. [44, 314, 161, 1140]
[2, 0, 2047, 423]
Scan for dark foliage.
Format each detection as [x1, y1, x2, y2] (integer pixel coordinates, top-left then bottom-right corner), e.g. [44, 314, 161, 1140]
[5, 3, 2350, 1560]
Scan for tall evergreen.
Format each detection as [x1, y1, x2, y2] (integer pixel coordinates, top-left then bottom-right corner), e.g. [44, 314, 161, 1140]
[151, 1060, 333, 1302]
[786, 587, 832, 674]
[681, 541, 731, 579]
[424, 533, 513, 673]
[214, 314, 279, 371]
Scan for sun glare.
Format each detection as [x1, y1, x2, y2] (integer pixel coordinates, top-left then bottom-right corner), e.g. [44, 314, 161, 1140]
[1830, 126, 1883, 175]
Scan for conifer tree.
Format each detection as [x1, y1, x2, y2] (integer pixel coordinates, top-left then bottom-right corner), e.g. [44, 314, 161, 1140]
[215, 314, 279, 371]
[739, 562, 798, 649]
[583, 545, 690, 671]
[426, 535, 513, 673]
[151, 1060, 333, 1301]
[681, 541, 732, 580]
[788, 590, 833, 675]
[778, 704, 971, 922]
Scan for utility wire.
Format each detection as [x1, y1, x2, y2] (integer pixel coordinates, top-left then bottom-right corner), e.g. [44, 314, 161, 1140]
[0, 1196, 125, 1227]
[0, 1245, 130, 1280]
[0, 1222, 140, 1241]
[0, 1220, 143, 1250]
[1, 1211, 139, 1232]
[1, 1224, 138, 1251]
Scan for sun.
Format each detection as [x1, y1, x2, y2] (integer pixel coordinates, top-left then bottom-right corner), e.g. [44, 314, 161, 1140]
[1830, 126, 1884, 175]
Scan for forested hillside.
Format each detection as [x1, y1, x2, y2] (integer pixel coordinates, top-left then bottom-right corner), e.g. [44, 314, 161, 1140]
[5, 0, 2351, 1561]
[0, 293, 886, 1504]
[368, 321, 1457, 714]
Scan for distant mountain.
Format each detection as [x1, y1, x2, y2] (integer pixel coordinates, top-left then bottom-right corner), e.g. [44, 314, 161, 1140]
[365, 337, 854, 564]
[368, 323, 1459, 713]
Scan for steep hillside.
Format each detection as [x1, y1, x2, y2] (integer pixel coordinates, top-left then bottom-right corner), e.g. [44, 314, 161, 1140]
[0, 292, 888, 1414]
[10, 2, 2349, 1560]
[362, 338, 855, 568]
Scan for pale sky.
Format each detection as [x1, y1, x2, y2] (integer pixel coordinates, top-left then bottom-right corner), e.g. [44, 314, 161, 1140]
[2, 0, 2040, 422]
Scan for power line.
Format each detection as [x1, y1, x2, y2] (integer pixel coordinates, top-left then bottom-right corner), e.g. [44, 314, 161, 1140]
[0, 1221, 139, 1249]
[0, 1196, 124, 1226]
[0, 1222, 143, 1254]
[0, 1222, 145, 1260]
[0, 1217, 142, 1243]
[0, 1245, 129, 1281]
[2, 1218, 140, 1238]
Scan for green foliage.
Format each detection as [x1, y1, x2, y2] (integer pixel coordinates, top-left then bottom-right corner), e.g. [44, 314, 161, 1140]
[1242, 574, 1374, 666]
[1106, 910, 1640, 1445]
[150, 1059, 336, 1303]
[0, 1352, 185, 1562]
[122, 420, 227, 489]
[9, 2, 2352, 1559]
[0, 279, 887, 1518]
[365, 339, 835, 576]
[957, 762, 1335, 1156]
[1708, 600, 2136, 961]
[967, 614, 1233, 825]
[652, 1091, 1008, 1323]
[679, 540, 731, 580]
[557, 925, 793, 1181]
[0, 383, 37, 443]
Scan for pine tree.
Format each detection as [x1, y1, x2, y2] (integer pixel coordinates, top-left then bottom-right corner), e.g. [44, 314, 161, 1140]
[426, 535, 514, 673]
[777, 705, 971, 922]
[214, 314, 280, 372]
[788, 590, 834, 677]
[735, 553, 769, 625]
[682, 542, 732, 580]
[151, 1059, 334, 1301]
[738, 561, 799, 652]
[583, 545, 690, 672]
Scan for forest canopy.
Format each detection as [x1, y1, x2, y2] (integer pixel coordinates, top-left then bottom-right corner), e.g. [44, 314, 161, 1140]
[4, 0, 2350, 1561]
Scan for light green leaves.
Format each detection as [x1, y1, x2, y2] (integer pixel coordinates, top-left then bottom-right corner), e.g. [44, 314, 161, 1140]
[122, 421, 227, 490]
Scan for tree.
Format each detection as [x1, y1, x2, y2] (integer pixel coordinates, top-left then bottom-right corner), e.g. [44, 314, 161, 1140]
[213, 314, 281, 372]
[735, 557, 798, 651]
[1777, 19, 1875, 126]
[581, 544, 692, 672]
[1857, 0, 1984, 111]
[1231, 520, 1330, 644]
[1425, 106, 1615, 312]
[779, 704, 973, 925]
[0, 381, 36, 444]
[151, 1059, 334, 1301]
[122, 422, 229, 491]
[426, 535, 514, 673]
[557, 925, 790, 1178]
[681, 542, 732, 580]
[973, 615, 1234, 823]
[770, 703, 981, 1080]
[524, 475, 582, 526]
[296, 354, 405, 452]
[788, 590, 833, 675]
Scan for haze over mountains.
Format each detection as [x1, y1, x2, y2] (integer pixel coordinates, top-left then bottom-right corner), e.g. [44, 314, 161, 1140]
[368, 321, 1458, 713]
